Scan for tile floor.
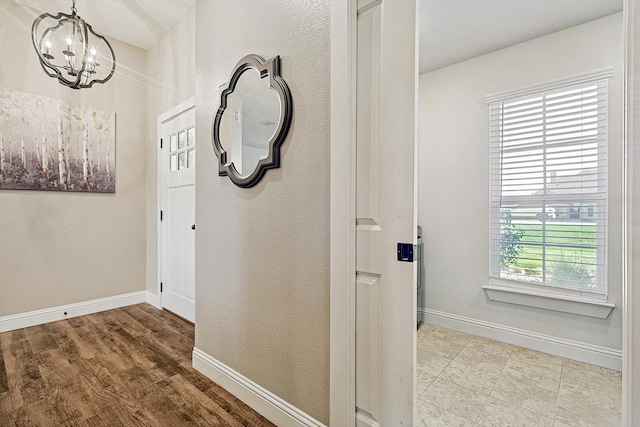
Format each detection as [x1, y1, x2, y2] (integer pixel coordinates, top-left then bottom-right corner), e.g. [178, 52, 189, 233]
[416, 323, 622, 427]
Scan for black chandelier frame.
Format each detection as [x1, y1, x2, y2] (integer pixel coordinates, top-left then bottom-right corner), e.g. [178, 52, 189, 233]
[31, 0, 116, 90]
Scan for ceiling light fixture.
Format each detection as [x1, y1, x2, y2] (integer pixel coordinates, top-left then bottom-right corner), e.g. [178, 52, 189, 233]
[31, 0, 116, 90]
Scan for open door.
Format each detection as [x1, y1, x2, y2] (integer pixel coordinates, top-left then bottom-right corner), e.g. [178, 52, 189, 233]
[354, 0, 418, 425]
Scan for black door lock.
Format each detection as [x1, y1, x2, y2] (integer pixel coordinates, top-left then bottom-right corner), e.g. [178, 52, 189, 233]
[397, 243, 414, 262]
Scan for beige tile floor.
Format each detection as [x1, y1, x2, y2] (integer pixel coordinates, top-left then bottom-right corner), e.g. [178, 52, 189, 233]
[416, 323, 622, 427]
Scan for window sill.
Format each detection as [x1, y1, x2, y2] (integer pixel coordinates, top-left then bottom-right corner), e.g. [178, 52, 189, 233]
[482, 284, 615, 319]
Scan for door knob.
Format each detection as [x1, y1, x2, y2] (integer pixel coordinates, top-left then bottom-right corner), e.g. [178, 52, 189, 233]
[191, 224, 196, 230]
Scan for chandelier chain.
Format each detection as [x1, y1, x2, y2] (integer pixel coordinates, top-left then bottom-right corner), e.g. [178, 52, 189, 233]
[71, 0, 77, 14]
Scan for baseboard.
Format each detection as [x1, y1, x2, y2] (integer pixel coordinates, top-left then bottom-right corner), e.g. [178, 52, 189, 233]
[146, 291, 162, 309]
[192, 347, 327, 427]
[419, 308, 622, 371]
[0, 291, 147, 333]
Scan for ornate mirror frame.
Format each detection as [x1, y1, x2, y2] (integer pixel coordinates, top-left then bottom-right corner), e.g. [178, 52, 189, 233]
[212, 54, 293, 188]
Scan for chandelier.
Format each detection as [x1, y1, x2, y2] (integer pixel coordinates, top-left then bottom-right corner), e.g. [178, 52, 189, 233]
[31, 0, 116, 90]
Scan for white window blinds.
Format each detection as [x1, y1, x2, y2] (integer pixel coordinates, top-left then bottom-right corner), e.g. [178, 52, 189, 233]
[488, 74, 609, 296]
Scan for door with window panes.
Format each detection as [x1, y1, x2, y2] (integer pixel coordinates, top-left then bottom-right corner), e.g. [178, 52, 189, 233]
[160, 105, 196, 322]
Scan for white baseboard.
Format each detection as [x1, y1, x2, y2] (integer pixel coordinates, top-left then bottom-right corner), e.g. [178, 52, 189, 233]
[146, 291, 162, 309]
[0, 291, 147, 333]
[192, 347, 327, 427]
[419, 308, 622, 371]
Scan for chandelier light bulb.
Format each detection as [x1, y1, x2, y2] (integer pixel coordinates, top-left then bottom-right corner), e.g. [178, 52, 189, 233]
[43, 39, 52, 58]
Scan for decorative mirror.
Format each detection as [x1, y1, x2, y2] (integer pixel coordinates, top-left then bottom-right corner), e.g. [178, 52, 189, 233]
[212, 54, 292, 188]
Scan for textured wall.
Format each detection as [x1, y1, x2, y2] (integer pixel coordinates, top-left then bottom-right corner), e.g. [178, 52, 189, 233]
[418, 14, 624, 350]
[194, 0, 330, 423]
[145, 5, 195, 298]
[0, 1, 147, 316]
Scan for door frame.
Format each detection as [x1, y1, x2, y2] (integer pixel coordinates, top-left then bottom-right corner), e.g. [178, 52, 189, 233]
[156, 97, 196, 311]
[623, 1, 638, 424]
[329, 1, 638, 426]
[330, 0, 357, 425]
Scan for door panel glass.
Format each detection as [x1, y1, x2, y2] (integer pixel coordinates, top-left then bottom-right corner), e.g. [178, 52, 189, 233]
[188, 127, 195, 147]
[188, 149, 195, 168]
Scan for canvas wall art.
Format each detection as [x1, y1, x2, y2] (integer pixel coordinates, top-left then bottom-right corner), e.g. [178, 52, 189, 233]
[0, 88, 115, 193]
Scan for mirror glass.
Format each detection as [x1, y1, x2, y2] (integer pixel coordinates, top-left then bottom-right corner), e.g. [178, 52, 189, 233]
[218, 68, 281, 177]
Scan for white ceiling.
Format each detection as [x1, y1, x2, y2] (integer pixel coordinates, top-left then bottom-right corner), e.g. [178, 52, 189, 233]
[13, 0, 194, 50]
[420, 0, 623, 74]
[15, 0, 623, 71]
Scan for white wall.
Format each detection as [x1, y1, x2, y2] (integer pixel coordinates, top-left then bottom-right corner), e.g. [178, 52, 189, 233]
[0, 0, 147, 316]
[195, 0, 330, 423]
[144, 5, 195, 301]
[418, 14, 624, 351]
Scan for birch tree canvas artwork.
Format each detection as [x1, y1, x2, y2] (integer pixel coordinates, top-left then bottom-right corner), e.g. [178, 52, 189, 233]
[0, 88, 115, 193]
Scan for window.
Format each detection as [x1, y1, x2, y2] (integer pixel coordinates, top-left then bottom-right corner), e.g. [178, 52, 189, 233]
[488, 72, 610, 298]
[168, 127, 196, 172]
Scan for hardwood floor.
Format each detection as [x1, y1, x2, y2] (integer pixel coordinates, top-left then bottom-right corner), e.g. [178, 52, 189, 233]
[0, 304, 275, 427]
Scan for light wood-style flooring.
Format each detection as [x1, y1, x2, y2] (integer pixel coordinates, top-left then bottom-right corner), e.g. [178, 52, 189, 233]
[0, 304, 274, 426]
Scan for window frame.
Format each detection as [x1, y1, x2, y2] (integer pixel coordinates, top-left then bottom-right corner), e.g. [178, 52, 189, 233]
[485, 69, 614, 316]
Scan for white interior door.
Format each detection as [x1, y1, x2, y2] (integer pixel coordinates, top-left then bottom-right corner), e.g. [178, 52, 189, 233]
[159, 101, 196, 323]
[355, 0, 417, 425]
